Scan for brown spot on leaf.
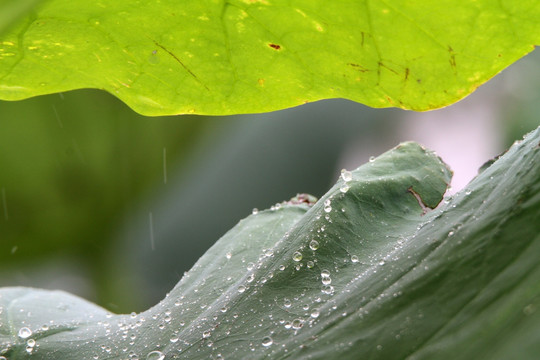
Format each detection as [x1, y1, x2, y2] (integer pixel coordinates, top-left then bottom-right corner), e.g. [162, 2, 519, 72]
[268, 43, 281, 50]
[378, 61, 398, 75]
[448, 46, 457, 69]
[347, 63, 368, 72]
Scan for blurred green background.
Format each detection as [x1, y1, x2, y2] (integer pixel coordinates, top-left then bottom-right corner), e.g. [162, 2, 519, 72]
[0, 50, 538, 313]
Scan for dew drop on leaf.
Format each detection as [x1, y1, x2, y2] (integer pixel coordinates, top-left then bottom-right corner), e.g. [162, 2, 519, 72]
[262, 336, 273, 347]
[292, 319, 303, 329]
[292, 251, 303, 262]
[321, 269, 331, 278]
[146, 350, 165, 360]
[340, 183, 350, 193]
[321, 285, 334, 294]
[309, 240, 319, 251]
[18, 327, 32, 339]
[324, 199, 332, 213]
[340, 169, 352, 182]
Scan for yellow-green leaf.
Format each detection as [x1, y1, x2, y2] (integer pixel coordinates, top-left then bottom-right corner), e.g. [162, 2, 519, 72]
[0, 0, 539, 115]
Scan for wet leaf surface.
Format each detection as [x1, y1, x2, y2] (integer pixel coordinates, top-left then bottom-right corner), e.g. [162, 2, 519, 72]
[1, 127, 539, 359]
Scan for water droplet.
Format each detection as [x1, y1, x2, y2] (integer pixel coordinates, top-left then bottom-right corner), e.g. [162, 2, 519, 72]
[311, 309, 320, 318]
[238, 285, 246, 293]
[324, 199, 332, 213]
[279, 264, 286, 271]
[247, 262, 255, 270]
[321, 285, 334, 294]
[321, 276, 332, 285]
[309, 240, 319, 251]
[18, 327, 32, 339]
[306, 261, 314, 268]
[225, 252, 232, 259]
[203, 330, 211, 338]
[252, 208, 259, 215]
[146, 350, 165, 360]
[351, 255, 359, 263]
[284, 299, 292, 308]
[170, 336, 179, 343]
[292, 251, 303, 262]
[262, 336, 273, 347]
[27, 339, 36, 347]
[369, 156, 375, 162]
[264, 248, 274, 257]
[379, 260, 385, 266]
[340, 184, 350, 193]
[321, 269, 331, 278]
[340, 169, 352, 182]
[292, 319, 303, 330]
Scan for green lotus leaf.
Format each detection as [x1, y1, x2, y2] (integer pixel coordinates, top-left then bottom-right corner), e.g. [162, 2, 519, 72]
[0, 0, 538, 115]
[1, 126, 539, 359]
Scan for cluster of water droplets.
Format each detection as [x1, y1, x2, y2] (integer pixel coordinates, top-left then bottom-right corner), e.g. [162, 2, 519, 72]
[17, 326, 36, 354]
[340, 169, 352, 193]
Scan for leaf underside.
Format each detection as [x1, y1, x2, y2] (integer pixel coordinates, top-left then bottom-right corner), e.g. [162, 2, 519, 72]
[0, 0, 539, 115]
[1, 126, 540, 359]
